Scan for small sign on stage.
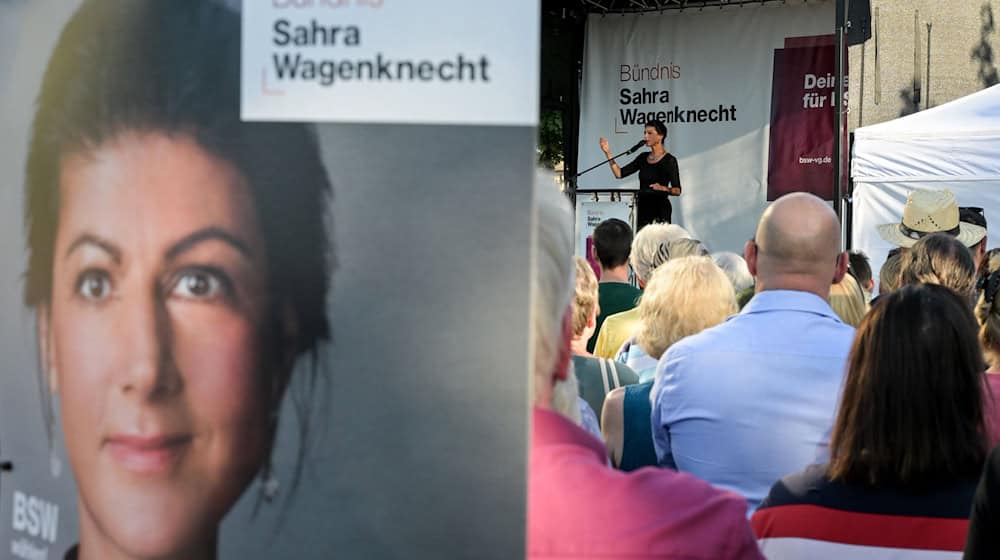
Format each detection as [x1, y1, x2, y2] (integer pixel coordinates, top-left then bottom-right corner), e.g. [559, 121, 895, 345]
[241, 0, 539, 125]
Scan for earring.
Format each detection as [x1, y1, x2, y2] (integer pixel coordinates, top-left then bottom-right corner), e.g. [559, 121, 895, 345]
[47, 371, 62, 479]
[261, 463, 280, 502]
[49, 444, 62, 479]
[48, 419, 62, 479]
[261, 406, 281, 502]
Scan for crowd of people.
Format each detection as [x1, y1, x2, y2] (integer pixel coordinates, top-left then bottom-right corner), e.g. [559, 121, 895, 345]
[528, 180, 1000, 559]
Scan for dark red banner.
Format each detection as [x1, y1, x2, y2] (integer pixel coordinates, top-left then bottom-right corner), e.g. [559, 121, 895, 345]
[767, 36, 848, 201]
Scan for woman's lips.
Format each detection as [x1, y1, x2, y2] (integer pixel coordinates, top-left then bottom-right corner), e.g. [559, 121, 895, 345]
[105, 434, 191, 474]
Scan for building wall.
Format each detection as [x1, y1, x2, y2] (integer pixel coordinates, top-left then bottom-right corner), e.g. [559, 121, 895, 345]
[848, 0, 1000, 130]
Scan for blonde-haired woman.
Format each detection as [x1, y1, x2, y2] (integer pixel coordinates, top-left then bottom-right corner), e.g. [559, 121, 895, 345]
[974, 263, 1000, 446]
[592, 223, 692, 359]
[570, 257, 639, 427]
[617, 251, 727, 382]
[571, 257, 600, 355]
[829, 273, 868, 327]
[601, 256, 736, 470]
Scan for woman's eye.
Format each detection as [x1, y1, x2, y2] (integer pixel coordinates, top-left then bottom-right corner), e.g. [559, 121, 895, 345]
[76, 270, 112, 302]
[173, 270, 223, 300]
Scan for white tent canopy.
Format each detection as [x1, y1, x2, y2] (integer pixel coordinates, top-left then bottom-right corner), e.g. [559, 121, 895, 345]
[851, 83, 1000, 287]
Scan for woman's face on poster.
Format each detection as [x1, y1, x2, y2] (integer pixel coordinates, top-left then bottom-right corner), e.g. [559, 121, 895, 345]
[42, 131, 274, 557]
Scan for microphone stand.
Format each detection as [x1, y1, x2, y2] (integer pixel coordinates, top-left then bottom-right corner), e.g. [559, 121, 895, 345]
[566, 144, 642, 207]
[568, 144, 642, 187]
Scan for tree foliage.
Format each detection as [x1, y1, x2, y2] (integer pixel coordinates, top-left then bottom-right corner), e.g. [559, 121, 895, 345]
[537, 110, 563, 169]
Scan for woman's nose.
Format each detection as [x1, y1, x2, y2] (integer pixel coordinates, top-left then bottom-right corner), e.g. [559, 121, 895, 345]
[118, 289, 181, 399]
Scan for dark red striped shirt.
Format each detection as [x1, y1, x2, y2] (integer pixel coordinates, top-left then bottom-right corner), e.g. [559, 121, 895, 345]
[751, 463, 977, 559]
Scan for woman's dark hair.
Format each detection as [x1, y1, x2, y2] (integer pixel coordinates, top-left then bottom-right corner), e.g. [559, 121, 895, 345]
[899, 233, 976, 302]
[23, 0, 332, 496]
[645, 119, 667, 140]
[847, 250, 872, 288]
[829, 284, 988, 488]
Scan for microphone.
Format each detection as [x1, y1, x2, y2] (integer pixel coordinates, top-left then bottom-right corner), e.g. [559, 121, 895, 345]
[626, 139, 646, 154]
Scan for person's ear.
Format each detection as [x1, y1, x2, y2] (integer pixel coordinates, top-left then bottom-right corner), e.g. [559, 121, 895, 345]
[744, 239, 758, 278]
[833, 252, 849, 285]
[37, 304, 57, 394]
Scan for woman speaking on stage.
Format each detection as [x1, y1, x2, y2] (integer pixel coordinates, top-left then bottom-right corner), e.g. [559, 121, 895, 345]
[599, 119, 681, 227]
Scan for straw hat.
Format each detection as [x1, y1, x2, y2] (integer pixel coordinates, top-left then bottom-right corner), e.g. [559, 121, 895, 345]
[877, 189, 987, 248]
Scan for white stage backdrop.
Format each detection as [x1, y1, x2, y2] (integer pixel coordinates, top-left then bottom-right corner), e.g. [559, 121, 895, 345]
[577, 1, 834, 253]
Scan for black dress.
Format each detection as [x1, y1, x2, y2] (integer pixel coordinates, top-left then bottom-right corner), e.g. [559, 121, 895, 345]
[619, 152, 681, 229]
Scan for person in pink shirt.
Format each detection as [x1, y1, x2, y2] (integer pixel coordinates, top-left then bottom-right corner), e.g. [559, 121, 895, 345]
[975, 263, 1000, 446]
[527, 175, 763, 560]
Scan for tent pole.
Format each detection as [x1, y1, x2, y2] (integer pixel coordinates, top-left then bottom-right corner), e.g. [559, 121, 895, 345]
[834, 0, 846, 222]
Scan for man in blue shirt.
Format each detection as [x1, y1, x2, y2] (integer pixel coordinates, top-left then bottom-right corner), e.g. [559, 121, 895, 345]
[651, 192, 855, 514]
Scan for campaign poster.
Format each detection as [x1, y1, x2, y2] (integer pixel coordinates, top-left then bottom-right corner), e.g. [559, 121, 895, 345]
[0, 1, 538, 558]
[767, 35, 849, 201]
[575, 197, 636, 257]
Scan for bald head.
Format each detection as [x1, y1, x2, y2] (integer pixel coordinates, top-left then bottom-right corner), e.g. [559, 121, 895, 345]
[747, 193, 846, 297]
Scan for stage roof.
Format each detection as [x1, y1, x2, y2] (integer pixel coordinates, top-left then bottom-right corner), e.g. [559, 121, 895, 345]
[563, 0, 788, 15]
